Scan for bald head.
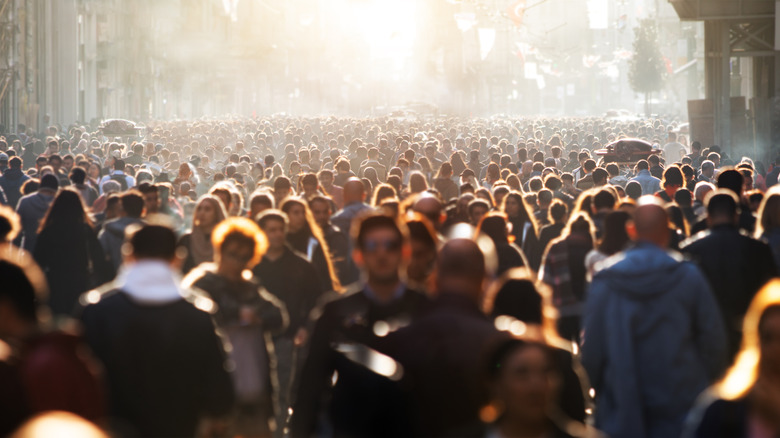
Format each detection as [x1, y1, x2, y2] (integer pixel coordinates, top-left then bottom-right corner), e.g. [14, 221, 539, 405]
[343, 178, 366, 205]
[435, 238, 486, 302]
[633, 196, 669, 247]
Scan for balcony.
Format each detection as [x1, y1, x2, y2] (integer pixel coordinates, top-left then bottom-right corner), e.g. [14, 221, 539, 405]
[669, 0, 775, 21]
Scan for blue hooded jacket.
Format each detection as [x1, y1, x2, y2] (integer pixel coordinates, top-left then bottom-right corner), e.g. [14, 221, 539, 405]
[582, 242, 727, 438]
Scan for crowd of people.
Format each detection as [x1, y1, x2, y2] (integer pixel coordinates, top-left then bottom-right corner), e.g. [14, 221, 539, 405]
[1, 115, 780, 437]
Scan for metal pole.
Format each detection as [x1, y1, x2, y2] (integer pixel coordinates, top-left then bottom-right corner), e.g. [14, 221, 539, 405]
[722, 22, 731, 151]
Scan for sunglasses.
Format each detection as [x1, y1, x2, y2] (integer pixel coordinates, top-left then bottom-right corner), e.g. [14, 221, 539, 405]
[362, 238, 402, 254]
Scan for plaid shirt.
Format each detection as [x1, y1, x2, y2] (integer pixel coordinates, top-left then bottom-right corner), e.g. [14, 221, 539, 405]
[539, 233, 592, 316]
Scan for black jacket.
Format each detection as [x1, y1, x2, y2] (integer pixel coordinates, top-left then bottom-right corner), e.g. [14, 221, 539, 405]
[34, 223, 113, 317]
[681, 224, 778, 357]
[79, 288, 234, 437]
[253, 246, 324, 336]
[290, 287, 429, 438]
[189, 269, 287, 424]
[372, 293, 509, 438]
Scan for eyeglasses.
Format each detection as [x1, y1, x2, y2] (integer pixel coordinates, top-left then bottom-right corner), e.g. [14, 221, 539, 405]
[362, 239, 402, 254]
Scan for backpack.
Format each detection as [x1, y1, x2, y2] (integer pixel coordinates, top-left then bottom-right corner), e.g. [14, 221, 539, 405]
[109, 173, 128, 191]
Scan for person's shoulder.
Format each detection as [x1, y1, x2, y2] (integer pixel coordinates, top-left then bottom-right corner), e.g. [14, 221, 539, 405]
[79, 284, 126, 311]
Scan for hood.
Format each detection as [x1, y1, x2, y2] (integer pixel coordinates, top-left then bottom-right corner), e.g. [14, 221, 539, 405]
[26, 191, 55, 209]
[594, 242, 688, 300]
[114, 260, 184, 304]
[2, 168, 25, 180]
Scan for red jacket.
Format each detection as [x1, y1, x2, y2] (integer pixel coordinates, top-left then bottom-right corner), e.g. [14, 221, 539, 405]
[18, 331, 106, 423]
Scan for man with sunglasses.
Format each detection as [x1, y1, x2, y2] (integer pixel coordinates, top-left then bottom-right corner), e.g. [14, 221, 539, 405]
[290, 213, 429, 438]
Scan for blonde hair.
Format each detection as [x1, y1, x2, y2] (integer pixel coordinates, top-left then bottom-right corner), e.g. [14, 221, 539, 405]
[716, 279, 780, 399]
[211, 217, 268, 267]
[755, 186, 780, 238]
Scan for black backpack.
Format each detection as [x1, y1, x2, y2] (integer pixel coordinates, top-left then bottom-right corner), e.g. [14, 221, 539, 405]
[109, 173, 128, 191]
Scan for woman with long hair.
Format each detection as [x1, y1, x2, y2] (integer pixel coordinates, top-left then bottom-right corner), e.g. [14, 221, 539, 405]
[371, 183, 397, 207]
[483, 268, 591, 423]
[87, 162, 102, 191]
[483, 162, 501, 188]
[584, 210, 631, 281]
[450, 151, 466, 177]
[432, 162, 459, 202]
[280, 197, 340, 292]
[173, 162, 198, 188]
[477, 213, 528, 276]
[756, 186, 780, 272]
[502, 191, 542, 270]
[538, 213, 595, 342]
[177, 195, 227, 274]
[688, 279, 780, 436]
[33, 189, 112, 317]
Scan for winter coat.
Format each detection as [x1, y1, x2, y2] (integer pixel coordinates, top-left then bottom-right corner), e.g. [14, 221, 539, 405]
[187, 268, 287, 423]
[15, 190, 55, 251]
[79, 261, 235, 437]
[98, 217, 144, 272]
[0, 167, 30, 208]
[680, 225, 778, 358]
[34, 223, 113, 317]
[629, 169, 662, 196]
[582, 242, 728, 438]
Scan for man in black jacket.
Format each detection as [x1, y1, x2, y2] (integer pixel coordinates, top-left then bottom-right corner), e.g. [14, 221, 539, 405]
[253, 210, 324, 408]
[371, 237, 508, 437]
[681, 190, 778, 359]
[290, 213, 429, 438]
[79, 224, 234, 437]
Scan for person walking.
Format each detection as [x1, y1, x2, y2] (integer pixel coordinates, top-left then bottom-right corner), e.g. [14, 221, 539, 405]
[79, 224, 235, 437]
[582, 197, 728, 438]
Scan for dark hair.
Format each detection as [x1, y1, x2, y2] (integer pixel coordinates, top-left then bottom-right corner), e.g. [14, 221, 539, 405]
[0, 260, 37, 321]
[478, 213, 510, 244]
[485, 338, 555, 380]
[372, 184, 397, 206]
[137, 182, 159, 194]
[489, 277, 543, 324]
[636, 160, 649, 171]
[128, 224, 177, 260]
[625, 181, 642, 200]
[544, 174, 562, 191]
[592, 167, 609, 184]
[301, 173, 318, 187]
[121, 191, 146, 218]
[674, 188, 693, 208]
[257, 209, 289, 230]
[274, 176, 292, 192]
[599, 211, 631, 255]
[250, 192, 274, 209]
[716, 169, 744, 196]
[38, 189, 92, 233]
[354, 212, 406, 250]
[549, 199, 568, 223]
[593, 188, 616, 211]
[113, 159, 125, 171]
[661, 165, 684, 188]
[69, 167, 87, 185]
[537, 189, 553, 205]
[707, 190, 740, 219]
